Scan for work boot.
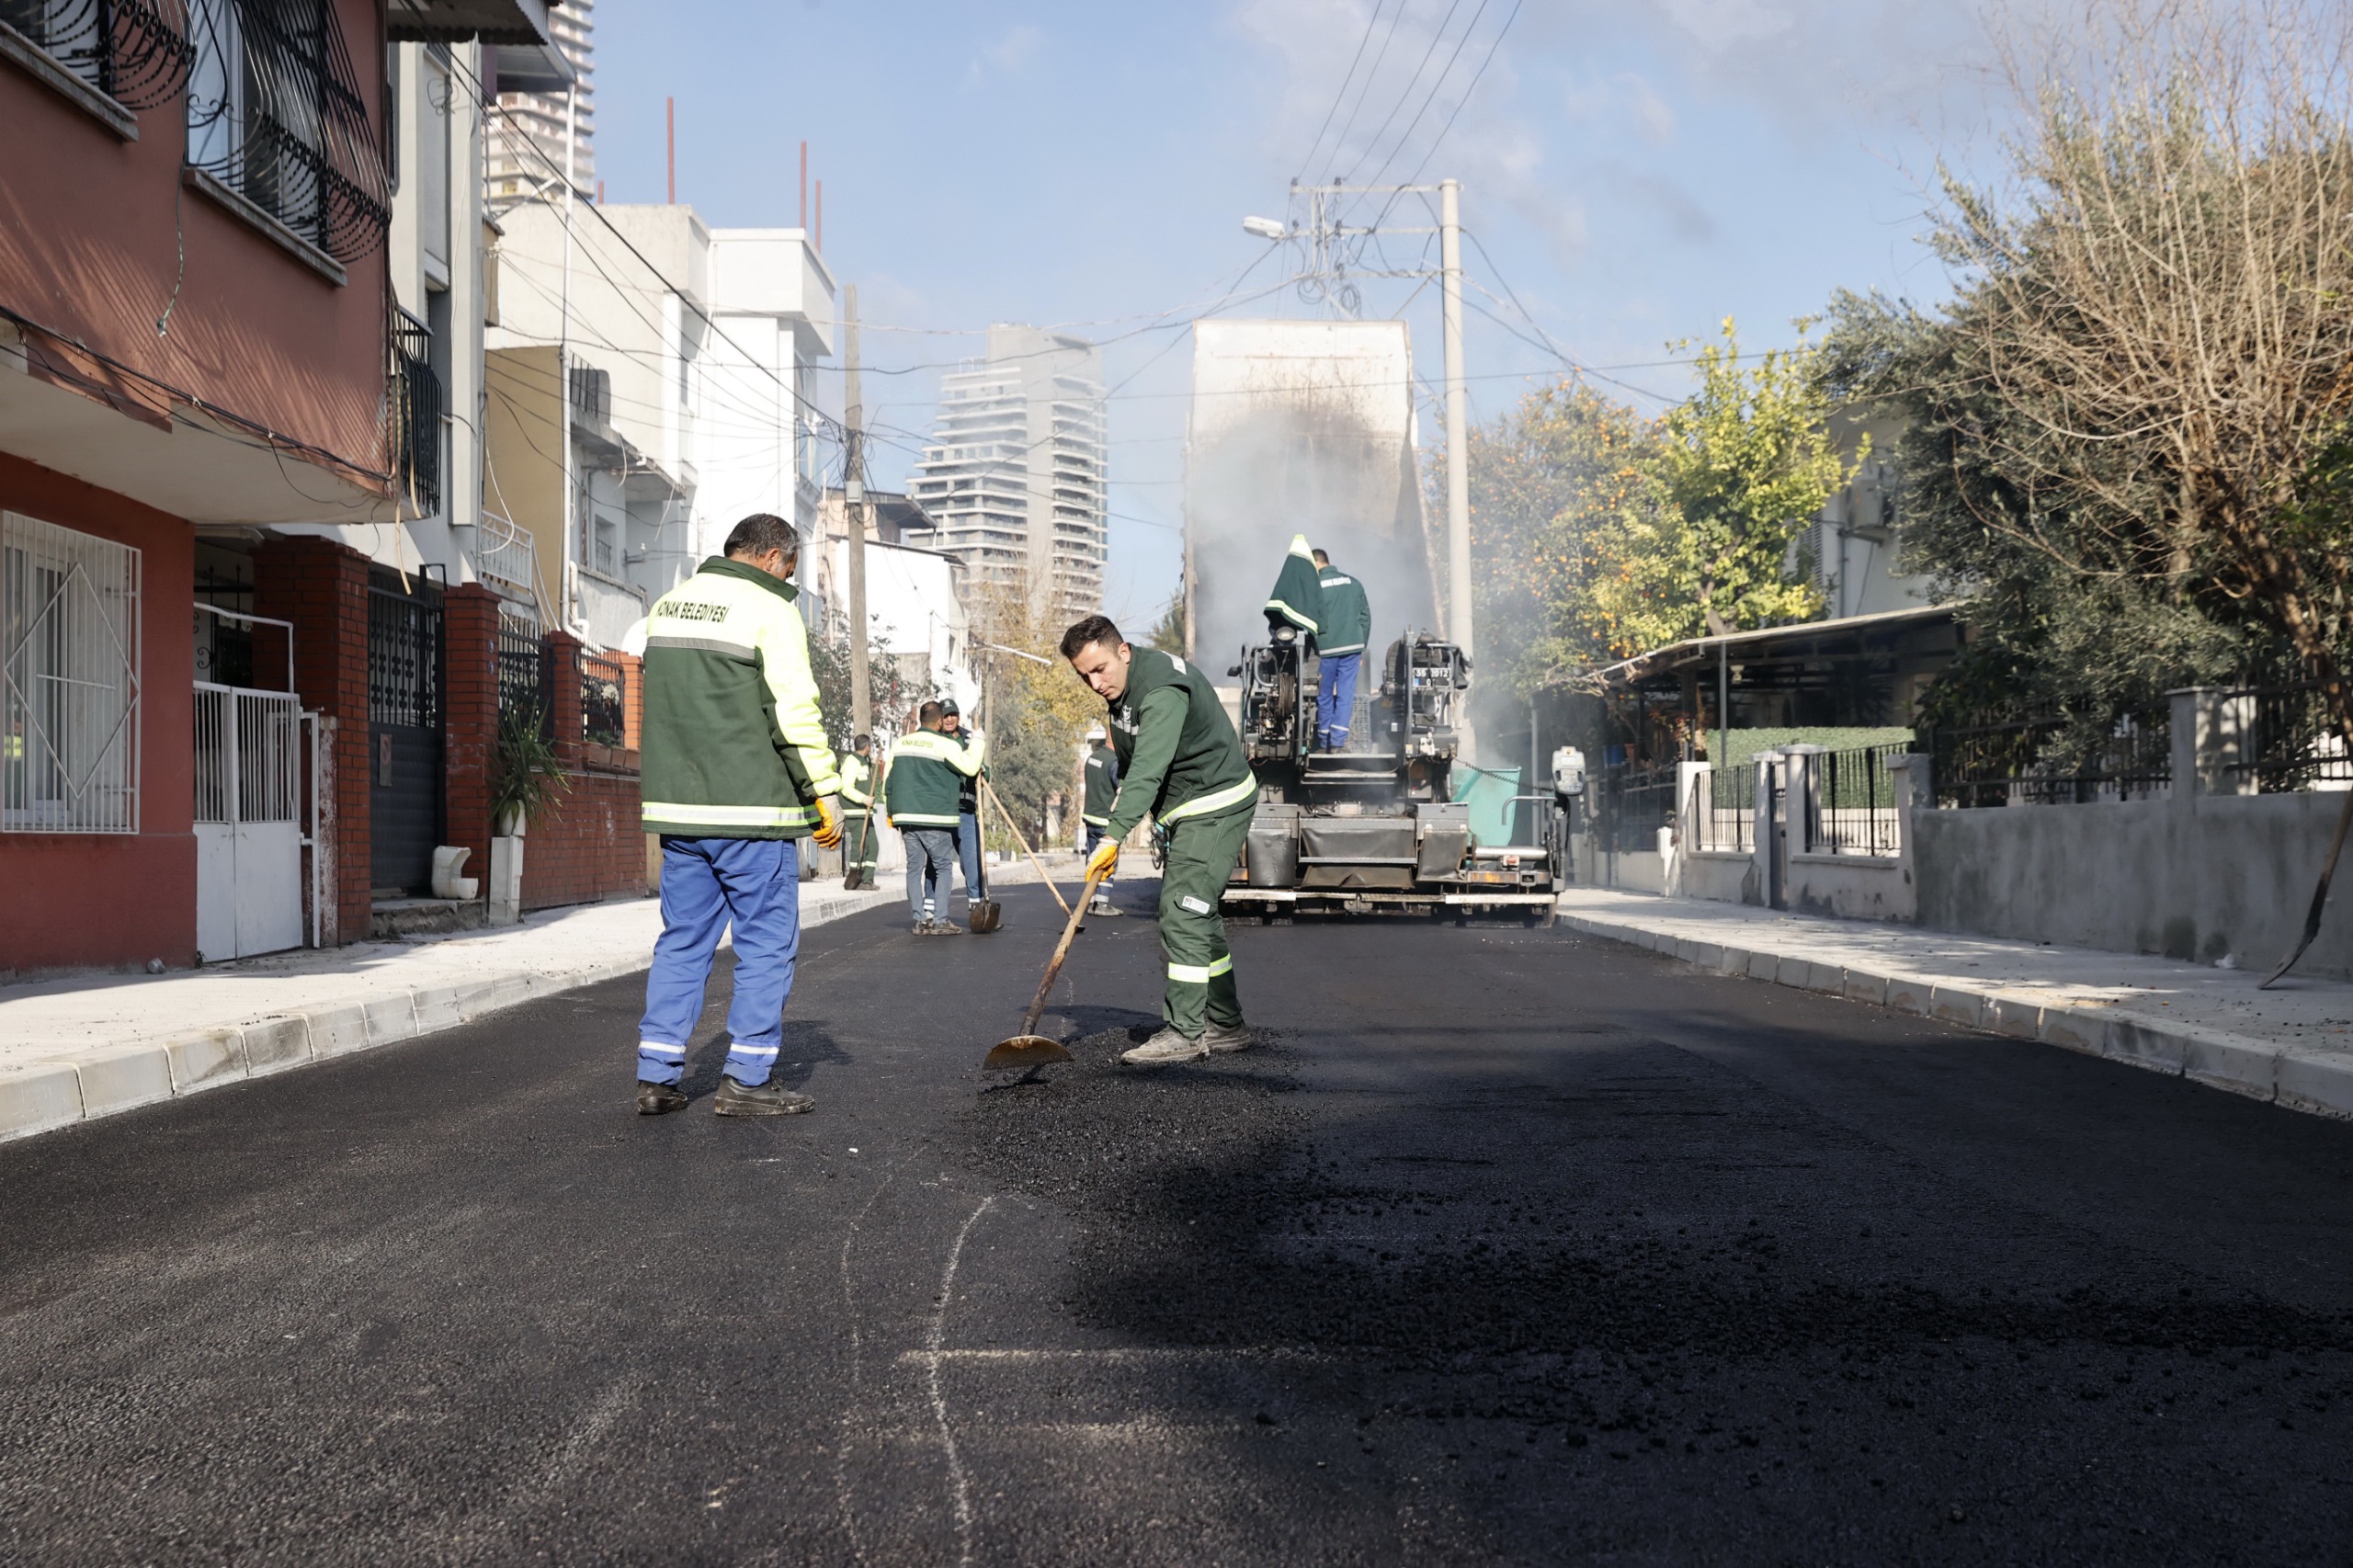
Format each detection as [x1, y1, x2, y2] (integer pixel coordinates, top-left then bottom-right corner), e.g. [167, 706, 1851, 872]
[635, 1080, 688, 1116]
[1088, 897, 1122, 918]
[713, 1076, 815, 1117]
[913, 918, 935, 936]
[933, 917, 965, 935]
[1121, 1027, 1209, 1067]
[1201, 1019, 1254, 1054]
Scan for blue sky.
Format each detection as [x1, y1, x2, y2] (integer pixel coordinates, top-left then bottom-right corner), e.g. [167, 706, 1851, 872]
[596, 0, 1998, 627]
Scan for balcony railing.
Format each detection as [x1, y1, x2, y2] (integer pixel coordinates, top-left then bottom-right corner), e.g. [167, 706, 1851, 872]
[391, 309, 441, 517]
[0, 0, 194, 106]
[469, 513, 536, 601]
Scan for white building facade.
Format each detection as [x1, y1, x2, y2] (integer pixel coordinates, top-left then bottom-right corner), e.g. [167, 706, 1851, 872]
[691, 229, 835, 567]
[906, 324, 1107, 623]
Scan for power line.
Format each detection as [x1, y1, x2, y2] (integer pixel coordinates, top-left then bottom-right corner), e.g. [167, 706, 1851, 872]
[1360, 0, 1492, 192]
[1347, 0, 1468, 183]
[1297, 0, 1392, 183]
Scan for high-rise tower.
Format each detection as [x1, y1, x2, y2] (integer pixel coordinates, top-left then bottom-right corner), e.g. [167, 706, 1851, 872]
[490, 0, 594, 198]
[907, 324, 1107, 623]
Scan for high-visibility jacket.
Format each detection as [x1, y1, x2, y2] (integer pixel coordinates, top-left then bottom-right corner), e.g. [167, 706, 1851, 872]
[1102, 647, 1256, 839]
[639, 556, 839, 838]
[1314, 566, 1370, 656]
[1082, 743, 1119, 827]
[884, 728, 985, 828]
[839, 751, 875, 808]
[1265, 533, 1324, 636]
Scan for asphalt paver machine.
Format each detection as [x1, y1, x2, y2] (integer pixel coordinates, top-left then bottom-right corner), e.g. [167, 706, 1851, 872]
[1222, 627, 1574, 921]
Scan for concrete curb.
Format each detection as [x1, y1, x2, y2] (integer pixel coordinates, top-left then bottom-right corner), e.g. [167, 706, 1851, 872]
[0, 887, 900, 1146]
[1556, 910, 2353, 1121]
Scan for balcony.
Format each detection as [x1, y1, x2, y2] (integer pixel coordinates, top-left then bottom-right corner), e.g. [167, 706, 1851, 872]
[466, 512, 537, 604]
[574, 567, 646, 653]
[391, 309, 442, 516]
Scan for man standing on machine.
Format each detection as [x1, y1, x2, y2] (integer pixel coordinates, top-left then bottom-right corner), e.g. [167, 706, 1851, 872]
[1311, 548, 1370, 751]
[1061, 615, 1258, 1065]
[1080, 722, 1120, 917]
[1265, 531, 1324, 642]
[884, 701, 983, 934]
[836, 733, 879, 885]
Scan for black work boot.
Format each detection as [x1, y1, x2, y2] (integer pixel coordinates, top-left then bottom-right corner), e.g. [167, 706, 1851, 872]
[1201, 1019, 1254, 1054]
[713, 1076, 816, 1117]
[636, 1080, 688, 1116]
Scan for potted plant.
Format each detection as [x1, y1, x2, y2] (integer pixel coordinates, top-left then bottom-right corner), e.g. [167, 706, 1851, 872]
[488, 706, 570, 923]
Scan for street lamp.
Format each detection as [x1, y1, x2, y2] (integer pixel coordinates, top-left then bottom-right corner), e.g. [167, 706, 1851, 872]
[979, 641, 1053, 667]
[1241, 215, 1287, 241]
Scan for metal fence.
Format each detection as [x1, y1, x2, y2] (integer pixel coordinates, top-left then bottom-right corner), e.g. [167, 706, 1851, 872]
[1804, 744, 1905, 857]
[496, 613, 549, 735]
[2223, 684, 2353, 792]
[391, 310, 442, 517]
[192, 683, 300, 826]
[367, 589, 440, 729]
[1698, 760, 1755, 852]
[581, 650, 627, 747]
[1924, 708, 2170, 807]
[1598, 765, 1679, 857]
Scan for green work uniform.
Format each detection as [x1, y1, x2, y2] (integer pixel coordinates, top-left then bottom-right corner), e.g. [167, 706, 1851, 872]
[1102, 647, 1259, 1038]
[838, 751, 879, 875]
[1082, 742, 1119, 828]
[1265, 533, 1324, 636]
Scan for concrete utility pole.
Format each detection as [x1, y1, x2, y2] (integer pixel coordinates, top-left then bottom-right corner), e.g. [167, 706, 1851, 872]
[1439, 177, 1477, 758]
[844, 284, 871, 740]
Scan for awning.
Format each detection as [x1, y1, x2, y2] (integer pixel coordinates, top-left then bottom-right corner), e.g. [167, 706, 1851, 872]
[386, 0, 561, 47]
[1590, 603, 1959, 691]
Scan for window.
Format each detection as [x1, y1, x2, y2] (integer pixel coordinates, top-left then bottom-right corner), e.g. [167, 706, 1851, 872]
[186, 0, 388, 264]
[2, 514, 142, 835]
[0, 0, 193, 109]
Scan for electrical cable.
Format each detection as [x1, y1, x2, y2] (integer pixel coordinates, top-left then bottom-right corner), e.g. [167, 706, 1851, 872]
[1297, 0, 1392, 183]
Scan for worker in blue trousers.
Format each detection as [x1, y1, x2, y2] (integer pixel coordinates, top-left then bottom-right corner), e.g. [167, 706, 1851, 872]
[1312, 548, 1370, 750]
[939, 698, 988, 908]
[631, 514, 843, 1118]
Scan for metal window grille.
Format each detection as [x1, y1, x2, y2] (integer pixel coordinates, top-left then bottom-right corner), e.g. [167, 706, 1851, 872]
[1803, 744, 1905, 858]
[391, 307, 441, 517]
[496, 612, 548, 736]
[2224, 684, 2353, 792]
[581, 651, 626, 747]
[185, 0, 389, 263]
[1597, 764, 1678, 857]
[2, 513, 142, 834]
[368, 588, 439, 729]
[192, 682, 298, 824]
[1699, 762, 1755, 853]
[1925, 708, 2170, 808]
[0, 0, 195, 107]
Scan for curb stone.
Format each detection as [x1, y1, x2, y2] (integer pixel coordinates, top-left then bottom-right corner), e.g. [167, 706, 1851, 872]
[1562, 907, 2353, 1122]
[0, 889, 899, 1146]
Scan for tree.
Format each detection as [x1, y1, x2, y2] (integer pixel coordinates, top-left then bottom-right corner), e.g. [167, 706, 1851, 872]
[966, 586, 1102, 850]
[808, 619, 933, 756]
[1145, 585, 1187, 654]
[1585, 318, 1847, 653]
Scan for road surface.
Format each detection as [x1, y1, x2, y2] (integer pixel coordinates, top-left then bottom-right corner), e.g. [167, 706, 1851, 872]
[5, 882, 2352, 1563]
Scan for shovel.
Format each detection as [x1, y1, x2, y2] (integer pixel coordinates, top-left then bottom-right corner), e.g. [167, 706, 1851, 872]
[985, 863, 1110, 1071]
[967, 833, 1003, 934]
[980, 776, 1073, 917]
[843, 802, 875, 891]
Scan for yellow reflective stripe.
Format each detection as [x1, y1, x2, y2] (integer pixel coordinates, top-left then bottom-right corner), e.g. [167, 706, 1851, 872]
[1081, 812, 1110, 826]
[1159, 775, 1258, 823]
[891, 812, 961, 827]
[642, 801, 817, 827]
[1265, 597, 1319, 633]
[1166, 955, 1233, 985]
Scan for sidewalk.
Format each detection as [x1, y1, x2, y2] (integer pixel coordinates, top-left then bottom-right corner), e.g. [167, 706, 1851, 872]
[0, 882, 900, 1144]
[1556, 887, 2353, 1120]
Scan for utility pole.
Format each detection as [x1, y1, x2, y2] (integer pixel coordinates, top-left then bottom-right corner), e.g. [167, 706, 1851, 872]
[1438, 177, 1476, 759]
[844, 284, 871, 741]
[559, 80, 579, 635]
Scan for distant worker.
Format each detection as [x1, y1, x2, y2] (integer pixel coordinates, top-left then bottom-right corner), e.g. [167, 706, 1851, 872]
[1080, 722, 1121, 917]
[633, 513, 842, 1119]
[1265, 531, 1324, 642]
[885, 700, 984, 934]
[1311, 548, 1370, 750]
[837, 733, 879, 884]
[1061, 615, 1257, 1064]
[938, 698, 988, 908]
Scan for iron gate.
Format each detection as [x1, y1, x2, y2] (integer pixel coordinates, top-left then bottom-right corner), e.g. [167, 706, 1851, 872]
[369, 585, 442, 896]
[193, 681, 303, 959]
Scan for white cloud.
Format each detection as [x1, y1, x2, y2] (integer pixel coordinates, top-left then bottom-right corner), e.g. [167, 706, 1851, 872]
[963, 22, 1044, 89]
[1656, 0, 1796, 50]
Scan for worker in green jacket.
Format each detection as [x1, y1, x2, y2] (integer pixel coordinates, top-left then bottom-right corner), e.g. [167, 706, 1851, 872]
[837, 733, 879, 884]
[1264, 531, 1324, 641]
[1080, 722, 1120, 917]
[1060, 613, 1259, 1065]
[885, 702, 986, 934]
[635, 513, 842, 1119]
[1311, 548, 1371, 750]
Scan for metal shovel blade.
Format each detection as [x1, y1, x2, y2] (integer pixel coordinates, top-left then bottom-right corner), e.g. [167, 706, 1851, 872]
[984, 1034, 1072, 1071]
[968, 899, 1004, 934]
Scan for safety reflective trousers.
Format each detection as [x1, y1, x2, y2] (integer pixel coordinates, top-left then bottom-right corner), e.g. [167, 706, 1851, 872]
[1155, 802, 1252, 1036]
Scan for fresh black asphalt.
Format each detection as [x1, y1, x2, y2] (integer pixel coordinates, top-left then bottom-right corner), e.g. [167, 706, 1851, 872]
[5, 882, 2353, 1563]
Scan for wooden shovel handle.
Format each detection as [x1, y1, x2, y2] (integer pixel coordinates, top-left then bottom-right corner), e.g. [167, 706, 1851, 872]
[1019, 863, 1108, 1039]
[981, 776, 1074, 916]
